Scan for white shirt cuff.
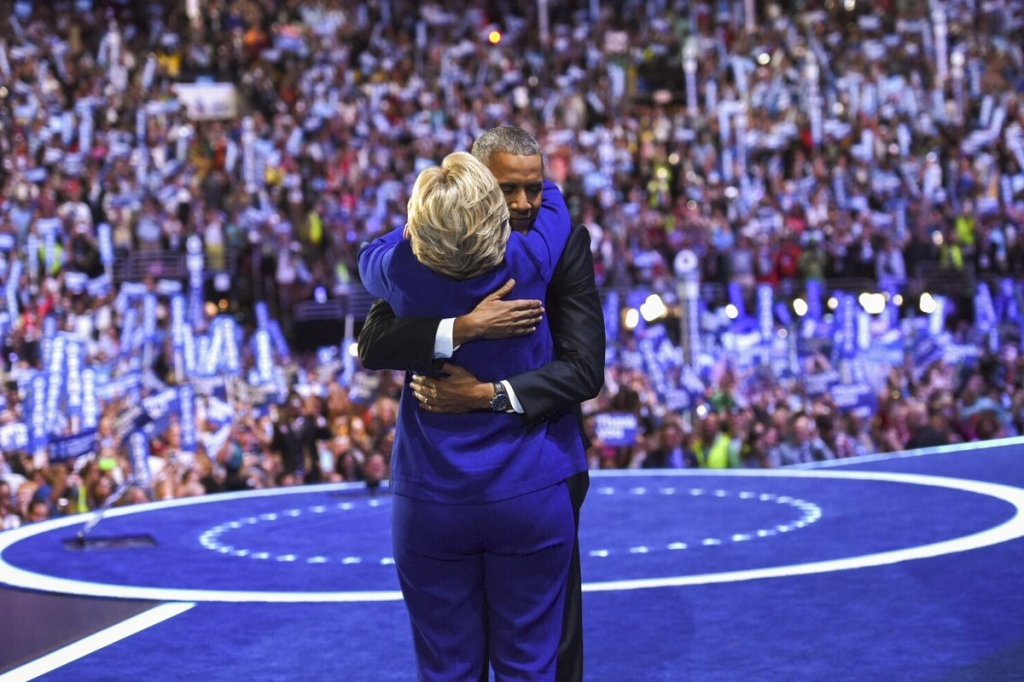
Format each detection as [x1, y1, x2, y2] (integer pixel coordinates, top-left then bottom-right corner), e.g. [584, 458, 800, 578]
[502, 380, 524, 414]
[433, 318, 456, 359]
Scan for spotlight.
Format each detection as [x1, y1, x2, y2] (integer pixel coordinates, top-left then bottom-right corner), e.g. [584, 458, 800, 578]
[858, 292, 886, 315]
[640, 294, 668, 322]
[793, 298, 808, 317]
[920, 292, 937, 314]
[623, 308, 640, 331]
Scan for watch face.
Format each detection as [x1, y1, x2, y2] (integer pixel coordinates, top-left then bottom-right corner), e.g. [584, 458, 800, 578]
[491, 385, 510, 412]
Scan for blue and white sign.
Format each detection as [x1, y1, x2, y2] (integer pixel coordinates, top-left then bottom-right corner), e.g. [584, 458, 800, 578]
[594, 412, 640, 447]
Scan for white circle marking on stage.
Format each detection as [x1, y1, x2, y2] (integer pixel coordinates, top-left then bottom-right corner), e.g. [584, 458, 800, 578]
[1, 469, 1023, 603]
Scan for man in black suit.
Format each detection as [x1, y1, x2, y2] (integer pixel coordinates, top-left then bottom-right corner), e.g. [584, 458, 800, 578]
[358, 125, 604, 682]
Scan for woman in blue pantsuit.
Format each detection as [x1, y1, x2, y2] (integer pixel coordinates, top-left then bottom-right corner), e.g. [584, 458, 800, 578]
[358, 152, 587, 681]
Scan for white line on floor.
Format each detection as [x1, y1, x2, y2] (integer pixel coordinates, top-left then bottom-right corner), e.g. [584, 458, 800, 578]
[0, 602, 195, 682]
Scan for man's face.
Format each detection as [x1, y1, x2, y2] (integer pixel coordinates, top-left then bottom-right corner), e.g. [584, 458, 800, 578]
[485, 152, 544, 233]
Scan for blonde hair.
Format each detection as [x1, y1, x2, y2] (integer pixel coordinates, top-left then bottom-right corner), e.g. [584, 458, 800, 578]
[405, 152, 510, 279]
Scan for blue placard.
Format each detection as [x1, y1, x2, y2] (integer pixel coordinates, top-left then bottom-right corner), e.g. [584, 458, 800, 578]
[65, 339, 84, 419]
[141, 388, 181, 435]
[179, 384, 197, 453]
[128, 432, 153, 488]
[830, 382, 878, 418]
[804, 369, 842, 398]
[49, 429, 98, 463]
[912, 334, 944, 372]
[27, 372, 50, 451]
[81, 367, 99, 430]
[594, 412, 640, 447]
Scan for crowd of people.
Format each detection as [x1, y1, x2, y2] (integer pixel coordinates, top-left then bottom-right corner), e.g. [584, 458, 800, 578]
[3, 0, 1024, 533]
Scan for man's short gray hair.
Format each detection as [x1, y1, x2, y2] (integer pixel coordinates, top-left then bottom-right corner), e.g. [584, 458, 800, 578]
[471, 125, 543, 165]
[405, 152, 510, 280]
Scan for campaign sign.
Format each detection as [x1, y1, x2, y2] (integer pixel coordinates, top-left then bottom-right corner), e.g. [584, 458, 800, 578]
[179, 384, 197, 454]
[804, 369, 842, 398]
[865, 329, 905, 365]
[205, 396, 235, 428]
[595, 412, 639, 447]
[664, 389, 692, 412]
[831, 381, 878, 419]
[0, 422, 28, 452]
[114, 403, 152, 443]
[171, 83, 240, 121]
[128, 432, 153, 488]
[49, 429, 98, 463]
[142, 388, 181, 435]
[912, 334, 945, 377]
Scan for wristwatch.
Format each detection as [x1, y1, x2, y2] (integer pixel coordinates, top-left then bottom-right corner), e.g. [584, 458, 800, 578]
[490, 382, 511, 412]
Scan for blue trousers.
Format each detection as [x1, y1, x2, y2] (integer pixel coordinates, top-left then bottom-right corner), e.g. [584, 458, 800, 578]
[392, 482, 576, 682]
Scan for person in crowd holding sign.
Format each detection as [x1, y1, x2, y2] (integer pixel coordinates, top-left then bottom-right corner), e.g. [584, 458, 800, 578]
[358, 148, 590, 681]
[358, 126, 604, 682]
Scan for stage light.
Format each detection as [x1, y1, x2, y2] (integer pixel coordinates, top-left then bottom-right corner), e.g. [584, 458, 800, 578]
[488, 30, 502, 45]
[827, 296, 839, 310]
[347, 341, 359, 357]
[920, 292, 937, 314]
[725, 304, 739, 320]
[623, 308, 640, 331]
[757, 52, 770, 66]
[859, 292, 886, 315]
[640, 294, 668, 322]
[893, 294, 904, 306]
[793, 298, 808, 317]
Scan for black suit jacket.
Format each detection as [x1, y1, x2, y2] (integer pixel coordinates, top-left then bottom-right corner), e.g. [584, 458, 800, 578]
[357, 223, 605, 442]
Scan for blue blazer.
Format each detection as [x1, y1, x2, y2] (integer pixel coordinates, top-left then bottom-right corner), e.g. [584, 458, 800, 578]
[358, 181, 588, 503]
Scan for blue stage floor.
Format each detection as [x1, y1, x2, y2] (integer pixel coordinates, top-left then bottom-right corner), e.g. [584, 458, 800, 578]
[2, 439, 1024, 681]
